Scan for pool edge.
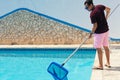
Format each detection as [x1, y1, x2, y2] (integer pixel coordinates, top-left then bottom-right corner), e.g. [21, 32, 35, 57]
[0, 45, 93, 49]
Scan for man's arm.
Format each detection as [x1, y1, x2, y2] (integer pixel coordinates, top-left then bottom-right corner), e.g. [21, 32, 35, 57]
[105, 6, 111, 20]
[89, 22, 97, 38]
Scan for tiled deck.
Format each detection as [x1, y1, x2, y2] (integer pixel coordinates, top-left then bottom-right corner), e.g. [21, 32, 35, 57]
[91, 44, 120, 80]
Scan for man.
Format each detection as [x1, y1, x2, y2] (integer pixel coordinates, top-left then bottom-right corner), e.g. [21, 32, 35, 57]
[84, 0, 111, 70]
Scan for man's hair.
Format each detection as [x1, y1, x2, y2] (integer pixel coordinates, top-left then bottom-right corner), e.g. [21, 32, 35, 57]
[84, 0, 93, 6]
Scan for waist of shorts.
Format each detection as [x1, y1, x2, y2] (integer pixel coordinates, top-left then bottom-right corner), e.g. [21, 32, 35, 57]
[94, 29, 109, 34]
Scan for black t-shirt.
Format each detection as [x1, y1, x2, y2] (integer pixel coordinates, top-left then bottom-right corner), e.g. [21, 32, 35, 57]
[90, 5, 109, 34]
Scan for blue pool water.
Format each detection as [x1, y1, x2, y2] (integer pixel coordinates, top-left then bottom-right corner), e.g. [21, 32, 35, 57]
[0, 48, 96, 80]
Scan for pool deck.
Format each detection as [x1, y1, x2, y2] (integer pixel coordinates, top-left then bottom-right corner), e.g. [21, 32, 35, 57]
[91, 44, 120, 80]
[0, 44, 120, 80]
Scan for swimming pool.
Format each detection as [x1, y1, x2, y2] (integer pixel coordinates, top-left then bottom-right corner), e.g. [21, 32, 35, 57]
[0, 48, 96, 80]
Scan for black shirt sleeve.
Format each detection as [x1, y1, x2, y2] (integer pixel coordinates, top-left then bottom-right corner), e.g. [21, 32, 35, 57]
[100, 5, 105, 11]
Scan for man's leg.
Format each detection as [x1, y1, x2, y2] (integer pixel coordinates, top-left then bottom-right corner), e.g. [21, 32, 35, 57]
[96, 48, 103, 68]
[103, 31, 111, 67]
[93, 33, 104, 69]
[104, 46, 110, 66]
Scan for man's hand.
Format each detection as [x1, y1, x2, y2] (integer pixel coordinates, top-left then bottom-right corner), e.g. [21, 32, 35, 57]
[89, 32, 93, 38]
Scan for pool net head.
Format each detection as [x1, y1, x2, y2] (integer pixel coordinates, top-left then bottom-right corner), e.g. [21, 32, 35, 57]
[47, 62, 68, 80]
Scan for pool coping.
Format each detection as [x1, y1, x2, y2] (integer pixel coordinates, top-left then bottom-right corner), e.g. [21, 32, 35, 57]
[0, 44, 94, 49]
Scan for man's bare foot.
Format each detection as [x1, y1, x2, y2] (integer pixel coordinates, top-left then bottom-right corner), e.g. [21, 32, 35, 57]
[105, 64, 111, 68]
[93, 66, 103, 70]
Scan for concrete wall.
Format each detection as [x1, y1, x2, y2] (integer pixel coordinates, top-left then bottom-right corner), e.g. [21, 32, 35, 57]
[0, 9, 99, 45]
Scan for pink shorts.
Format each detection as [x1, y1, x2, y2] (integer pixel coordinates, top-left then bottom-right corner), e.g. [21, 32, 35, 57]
[93, 31, 109, 48]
